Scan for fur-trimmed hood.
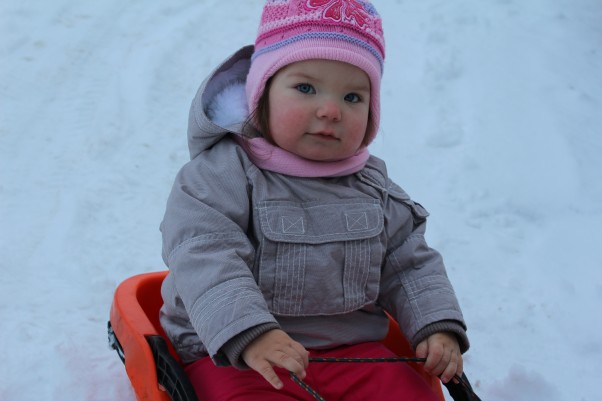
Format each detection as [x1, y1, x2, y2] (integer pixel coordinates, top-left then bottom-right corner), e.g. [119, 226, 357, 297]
[186, 46, 253, 160]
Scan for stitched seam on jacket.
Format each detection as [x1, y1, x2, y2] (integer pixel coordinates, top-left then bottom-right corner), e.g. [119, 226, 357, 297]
[390, 243, 456, 335]
[190, 277, 263, 339]
[274, 242, 306, 315]
[389, 236, 424, 321]
[344, 239, 371, 310]
[191, 278, 254, 322]
[167, 232, 247, 265]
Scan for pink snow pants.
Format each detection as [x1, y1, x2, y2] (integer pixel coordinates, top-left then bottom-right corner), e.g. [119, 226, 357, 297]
[185, 342, 440, 401]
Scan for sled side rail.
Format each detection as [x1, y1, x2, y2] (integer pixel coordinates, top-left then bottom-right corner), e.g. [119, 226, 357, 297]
[109, 271, 172, 401]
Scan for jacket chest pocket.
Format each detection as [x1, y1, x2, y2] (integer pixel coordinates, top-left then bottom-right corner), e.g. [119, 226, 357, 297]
[255, 200, 385, 316]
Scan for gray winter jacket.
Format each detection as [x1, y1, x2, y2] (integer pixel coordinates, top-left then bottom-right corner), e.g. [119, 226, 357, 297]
[159, 46, 468, 367]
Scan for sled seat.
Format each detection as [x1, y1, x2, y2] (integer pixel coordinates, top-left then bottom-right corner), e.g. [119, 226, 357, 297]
[108, 271, 445, 401]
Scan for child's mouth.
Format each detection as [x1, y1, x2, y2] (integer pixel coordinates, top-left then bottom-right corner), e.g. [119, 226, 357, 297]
[309, 132, 338, 141]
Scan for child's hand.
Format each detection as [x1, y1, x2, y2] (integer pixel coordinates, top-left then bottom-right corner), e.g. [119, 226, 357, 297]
[416, 332, 463, 384]
[242, 329, 309, 390]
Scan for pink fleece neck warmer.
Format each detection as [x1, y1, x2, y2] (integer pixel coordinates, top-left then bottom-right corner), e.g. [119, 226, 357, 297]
[238, 136, 370, 177]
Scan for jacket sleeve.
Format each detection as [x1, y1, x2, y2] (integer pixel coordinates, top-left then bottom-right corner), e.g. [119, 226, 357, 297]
[378, 179, 469, 353]
[160, 142, 279, 365]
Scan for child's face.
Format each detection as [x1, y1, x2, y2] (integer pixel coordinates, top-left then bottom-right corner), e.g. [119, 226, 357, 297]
[267, 59, 370, 162]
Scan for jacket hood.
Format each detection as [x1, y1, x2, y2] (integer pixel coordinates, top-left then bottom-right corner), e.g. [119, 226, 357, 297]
[186, 45, 371, 178]
[187, 46, 254, 160]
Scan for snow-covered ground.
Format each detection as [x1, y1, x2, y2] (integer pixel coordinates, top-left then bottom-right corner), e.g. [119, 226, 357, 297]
[1, 0, 601, 400]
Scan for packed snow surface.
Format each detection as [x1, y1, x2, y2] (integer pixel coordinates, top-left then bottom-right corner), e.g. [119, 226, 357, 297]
[1, 0, 601, 400]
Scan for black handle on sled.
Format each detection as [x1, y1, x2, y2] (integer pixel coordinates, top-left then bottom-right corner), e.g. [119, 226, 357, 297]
[443, 372, 483, 401]
[147, 336, 199, 401]
[108, 321, 198, 401]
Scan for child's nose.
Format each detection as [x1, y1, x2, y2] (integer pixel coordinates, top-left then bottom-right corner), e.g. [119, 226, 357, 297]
[316, 100, 342, 121]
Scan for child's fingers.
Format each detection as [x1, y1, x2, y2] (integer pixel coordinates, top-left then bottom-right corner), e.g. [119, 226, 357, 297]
[415, 340, 428, 359]
[420, 332, 463, 383]
[291, 341, 310, 369]
[248, 358, 284, 389]
[247, 349, 308, 389]
[456, 351, 464, 377]
[433, 348, 463, 383]
[439, 357, 458, 383]
[424, 342, 447, 374]
[242, 329, 309, 388]
[270, 349, 307, 378]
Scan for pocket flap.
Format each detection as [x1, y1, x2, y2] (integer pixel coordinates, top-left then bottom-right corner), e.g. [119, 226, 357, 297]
[257, 200, 384, 244]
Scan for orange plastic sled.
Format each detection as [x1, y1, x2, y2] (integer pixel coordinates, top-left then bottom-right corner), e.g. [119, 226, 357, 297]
[108, 271, 446, 401]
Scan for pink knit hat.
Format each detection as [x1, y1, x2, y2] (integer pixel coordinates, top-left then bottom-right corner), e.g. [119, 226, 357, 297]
[246, 0, 386, 144]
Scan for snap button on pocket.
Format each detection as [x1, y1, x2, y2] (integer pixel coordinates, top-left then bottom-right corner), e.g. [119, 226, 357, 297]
[281, 216, 305, 234]
[346, 212, 369, 231]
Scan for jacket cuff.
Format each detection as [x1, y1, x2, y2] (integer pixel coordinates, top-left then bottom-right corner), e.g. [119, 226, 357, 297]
[217, 322, 281, 369]
[411, 320, 470, 354]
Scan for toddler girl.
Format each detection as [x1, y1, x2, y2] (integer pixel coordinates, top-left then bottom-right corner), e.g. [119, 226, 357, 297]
[160, 1, 469, 399]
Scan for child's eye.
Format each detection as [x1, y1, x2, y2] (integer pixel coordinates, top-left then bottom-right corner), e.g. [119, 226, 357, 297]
[295, 83, 315, 94]
[344, 93, 362, 103]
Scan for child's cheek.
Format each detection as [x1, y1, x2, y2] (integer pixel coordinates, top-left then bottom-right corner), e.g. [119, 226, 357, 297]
[273, 106, 307, 131]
